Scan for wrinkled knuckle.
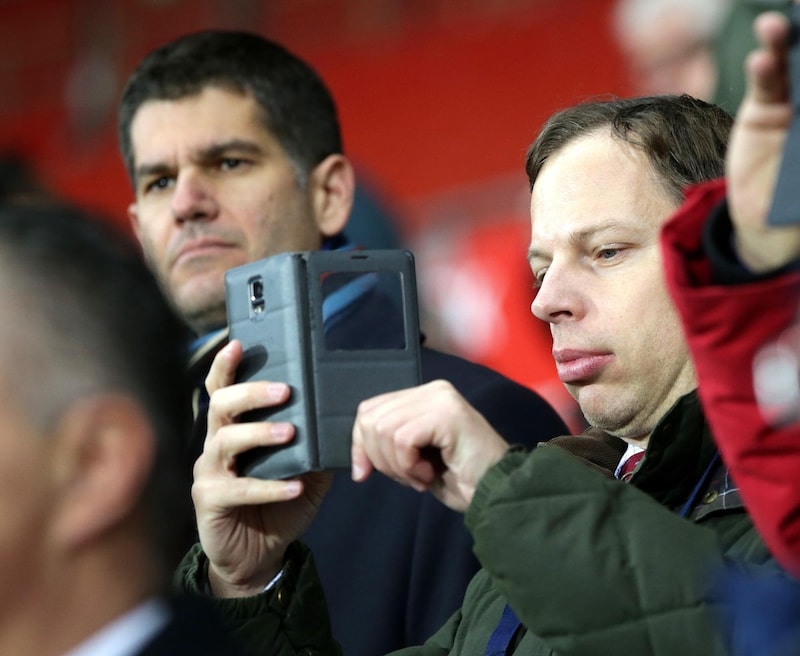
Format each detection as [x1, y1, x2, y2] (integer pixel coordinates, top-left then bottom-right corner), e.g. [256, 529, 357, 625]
[207, 392, 223, 417]
[394, 424, 416, 448]
[357, 411, 380, 436]
[192, 455, 208, 479]
[190, 477, 211, 504]
[429, 379, 452, 393]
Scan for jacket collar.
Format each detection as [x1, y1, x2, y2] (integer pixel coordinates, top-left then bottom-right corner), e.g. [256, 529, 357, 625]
[628, 390, 718, 509]
[188, 327, 228, 376]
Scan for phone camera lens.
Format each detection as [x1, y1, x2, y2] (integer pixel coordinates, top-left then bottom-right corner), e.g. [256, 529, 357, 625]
[251, 280, 264, 302]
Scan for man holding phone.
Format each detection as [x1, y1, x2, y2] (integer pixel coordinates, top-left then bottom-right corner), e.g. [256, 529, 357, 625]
[179, 92, 789, 654]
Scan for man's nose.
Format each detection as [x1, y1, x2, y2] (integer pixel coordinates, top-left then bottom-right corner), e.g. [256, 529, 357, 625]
[530, 265, 580, 324]
[170, 170, 217, 222]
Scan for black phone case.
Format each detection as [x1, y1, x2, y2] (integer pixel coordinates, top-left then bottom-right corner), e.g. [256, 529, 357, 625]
[225, 249, 422, 479]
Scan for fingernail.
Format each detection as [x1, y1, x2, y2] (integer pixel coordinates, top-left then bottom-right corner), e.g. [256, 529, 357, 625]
[284, 481, 302, 496]
[267, 383, 286, 399]
[352, 463, 364, 481]
[271, 422, 292, 439]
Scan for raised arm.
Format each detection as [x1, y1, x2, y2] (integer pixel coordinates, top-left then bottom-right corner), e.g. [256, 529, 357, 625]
[727, 7, 800, 269]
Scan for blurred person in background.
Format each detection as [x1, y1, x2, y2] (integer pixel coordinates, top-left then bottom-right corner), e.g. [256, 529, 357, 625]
[662, 7, 800, 654]
[712, 0, 792, 113]
[663, 0, 800, 584]
[613, 0, 730, 99]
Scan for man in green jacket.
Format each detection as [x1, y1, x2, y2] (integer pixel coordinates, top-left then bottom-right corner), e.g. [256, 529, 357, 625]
[178, 93, 787, 655]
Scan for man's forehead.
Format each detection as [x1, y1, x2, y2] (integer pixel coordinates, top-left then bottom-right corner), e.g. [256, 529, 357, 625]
[529, 135, 674, 234]
[130, 93, 273, 170]
[131, 88, 264, 143]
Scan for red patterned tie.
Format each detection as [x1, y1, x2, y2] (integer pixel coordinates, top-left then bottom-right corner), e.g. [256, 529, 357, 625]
[619, 451, 645, 482]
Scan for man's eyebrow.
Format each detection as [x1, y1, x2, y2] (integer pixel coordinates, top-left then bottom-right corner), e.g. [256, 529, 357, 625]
[567, 220, 634, 244]
[526, 246, 545, 263]
[134, 161, 171, 183]
[134, 139, 265, 181]
[527, 220, 640, 262]
[200, 139, 264, 161]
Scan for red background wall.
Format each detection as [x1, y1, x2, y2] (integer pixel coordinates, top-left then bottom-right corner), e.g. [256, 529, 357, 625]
[0, 0, 632, 429]
[0, 0, 630, 228]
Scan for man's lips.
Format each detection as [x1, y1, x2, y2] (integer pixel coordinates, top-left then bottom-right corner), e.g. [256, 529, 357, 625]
[552, 349, 613, 384]
[173, 238, 236, 265]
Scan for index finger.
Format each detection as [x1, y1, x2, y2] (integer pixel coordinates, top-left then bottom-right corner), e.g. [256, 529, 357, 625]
[747, 11, 793, 104]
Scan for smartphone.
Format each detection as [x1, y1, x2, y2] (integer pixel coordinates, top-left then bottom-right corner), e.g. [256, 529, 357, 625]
[224, 249, 422, 479]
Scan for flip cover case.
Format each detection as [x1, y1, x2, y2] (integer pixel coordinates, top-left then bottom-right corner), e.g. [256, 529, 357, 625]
[225, 249, 422, 479]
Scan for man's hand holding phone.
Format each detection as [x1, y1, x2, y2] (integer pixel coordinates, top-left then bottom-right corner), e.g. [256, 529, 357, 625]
[193, 339, 331, 598]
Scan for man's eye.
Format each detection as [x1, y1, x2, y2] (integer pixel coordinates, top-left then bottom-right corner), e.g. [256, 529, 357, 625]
[220, 158, 243, 171]
[597, 247, 621, 260]
[144, 177, 172, 193]
[533, 268, 547, 287]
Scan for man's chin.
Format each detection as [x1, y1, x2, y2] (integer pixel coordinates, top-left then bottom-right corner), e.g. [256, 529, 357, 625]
[183, 309, 228, 336]
[171, 287, 227, 335]
[574, 386, 623, 430]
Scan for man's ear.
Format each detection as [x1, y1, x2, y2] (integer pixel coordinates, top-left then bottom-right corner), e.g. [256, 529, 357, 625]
[48, 395, 155, 551]
[308, 154, 355, 237]
[127, 203, 142, 243]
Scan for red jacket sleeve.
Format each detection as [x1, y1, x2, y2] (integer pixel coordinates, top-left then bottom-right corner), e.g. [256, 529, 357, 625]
[660, 179, 800, 579]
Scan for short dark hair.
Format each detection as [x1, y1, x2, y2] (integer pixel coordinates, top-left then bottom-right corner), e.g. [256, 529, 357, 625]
[0, 203, 193, 576]
[525, 94, 732, 202]
[118, 30, 343, 187]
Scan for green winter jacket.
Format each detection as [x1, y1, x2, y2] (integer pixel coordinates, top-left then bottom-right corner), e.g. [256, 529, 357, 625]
[176, 392, 783, 655]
